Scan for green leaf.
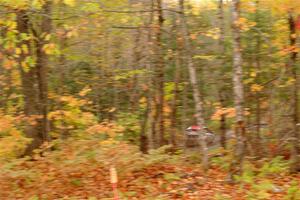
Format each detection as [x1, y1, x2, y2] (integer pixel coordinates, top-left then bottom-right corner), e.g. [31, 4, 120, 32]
[193, 55, 215, 60]
[163, 173, 181, 182]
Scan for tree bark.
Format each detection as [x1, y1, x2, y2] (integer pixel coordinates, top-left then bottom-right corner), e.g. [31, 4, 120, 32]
[155, 0, 166, 147]
[253, 0, 263, 158]
[34, 1, 52, 142]
[139, 0, 155, 153]
[218, 0, 227, 150]
[178, 0, 209, 171]
[288, 11, 300, 173]
[140, 89, 150, 153]
[16, 11, 41, 155]
[169, 13, 181, 148]
[170, 50, 181, 147]
[228, 0, 246, 181]
[130, 29, 142, 112]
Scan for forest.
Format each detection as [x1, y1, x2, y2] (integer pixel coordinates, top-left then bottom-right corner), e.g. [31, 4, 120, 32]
[0, 0, 299, 199]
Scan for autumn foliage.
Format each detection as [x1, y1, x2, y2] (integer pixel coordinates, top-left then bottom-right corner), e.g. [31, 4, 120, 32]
[0, 0, 300, 199]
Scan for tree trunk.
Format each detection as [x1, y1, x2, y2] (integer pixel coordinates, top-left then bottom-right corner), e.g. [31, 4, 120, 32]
[169, 13, 182, 148]
[178, 0, 209, 171]
[131, 29, 142, 112]
[288, 11, 300, 173]
[140, 88, 150, 153]
[155, 0, 166, 147]
[170, 50, 181, 147]
[139, 1, 155, 152]
[253, 0, 263, 158]
[228, 0, 246, 181]
[35, 1, 52, 142]
[16, 11, 41, 155]
[218, 0, 227, 150]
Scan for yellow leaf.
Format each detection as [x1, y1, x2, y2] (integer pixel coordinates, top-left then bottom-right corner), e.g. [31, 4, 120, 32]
[8, 21, 16, 30]
[286, 77, 296, 86]
[211, 107, 236, 120]
[235, 17, 247, 26]
[21, 61, 29, 72]
[21, 44, 29, 54]
[250, 71, 257, 77]
[42, 43, 56, 55]
[66, 31, 73, 38]
[45, 34, 51, 41]
[79, 87, 91, 96]
[64, 0, 75, 6]
[121, 18, 128, 23]
[108, 107, 116, 113]
[139, 97, 146, 103]
[15, 48, 21, 55]
[251, 84, 263, 92]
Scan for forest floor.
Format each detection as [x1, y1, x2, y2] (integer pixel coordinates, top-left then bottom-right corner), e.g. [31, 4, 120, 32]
[0, 139, 299, 200]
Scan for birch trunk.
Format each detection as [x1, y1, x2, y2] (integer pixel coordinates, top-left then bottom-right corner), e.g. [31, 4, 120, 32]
[178, 0, 209, 171]
[228, 0, 246, 181]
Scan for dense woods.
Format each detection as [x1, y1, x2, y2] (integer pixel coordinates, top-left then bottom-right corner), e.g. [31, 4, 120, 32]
[0, 0, 300, 199]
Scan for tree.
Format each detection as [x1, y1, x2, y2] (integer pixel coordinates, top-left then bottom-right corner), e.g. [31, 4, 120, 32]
[139, 0, 155, 153]
[16, 10, 40, 155]
[178, 0, 209, 171]
[288, 11, 300, 172]
[228, 0, 246, 181]
[35, 0, 52, 143]
[14, 0, 53, 155]
[154, 0, 166, 147]
[217, 0, 227, 150]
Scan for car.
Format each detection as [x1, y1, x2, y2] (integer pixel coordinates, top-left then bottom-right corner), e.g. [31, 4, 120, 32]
[185, 125, 215, 147]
